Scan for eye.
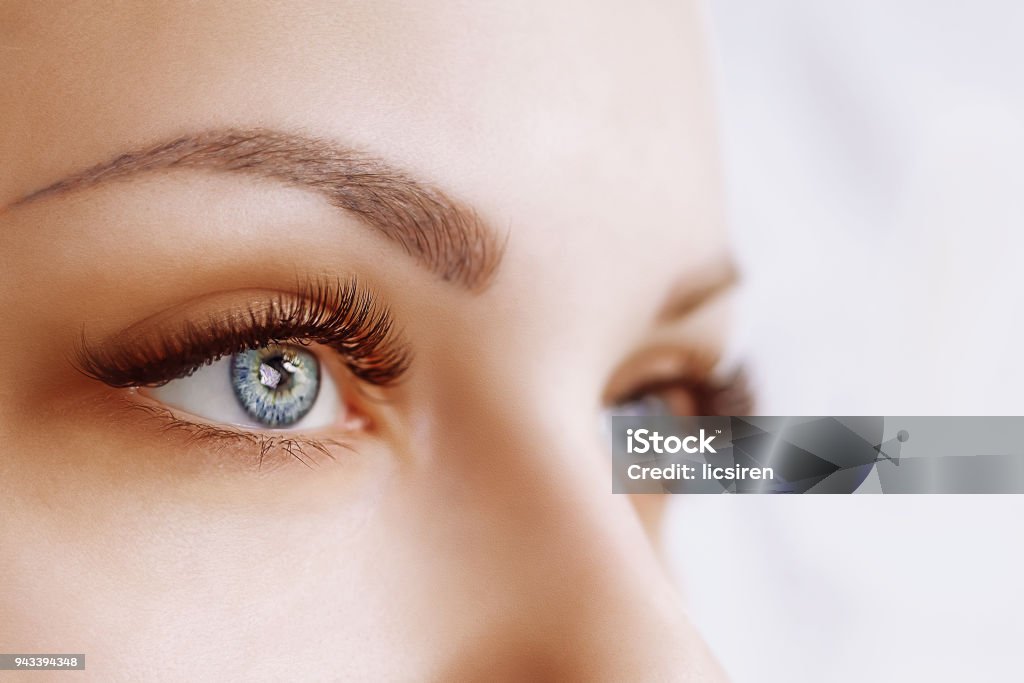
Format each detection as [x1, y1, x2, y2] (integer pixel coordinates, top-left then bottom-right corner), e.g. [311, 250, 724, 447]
[146, 343, 342, 431]
[609, 381, 700, 417]
[603, 365, 752, 428]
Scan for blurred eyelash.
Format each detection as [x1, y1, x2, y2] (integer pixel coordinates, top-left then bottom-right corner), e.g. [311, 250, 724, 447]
[696, 365, 754, 415]
[75, 276, 411, 389]
[617, 364, 754, 416]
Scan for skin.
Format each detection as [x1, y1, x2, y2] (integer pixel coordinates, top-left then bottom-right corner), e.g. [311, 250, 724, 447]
[0, 1, 732, 680]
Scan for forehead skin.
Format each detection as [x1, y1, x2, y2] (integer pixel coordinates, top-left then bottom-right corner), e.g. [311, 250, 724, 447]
[0, 0, 725, 291]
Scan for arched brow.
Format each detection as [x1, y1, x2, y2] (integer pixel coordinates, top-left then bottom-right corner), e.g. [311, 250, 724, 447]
[11, 128, 504, 291]
[658, 257, 739, 323]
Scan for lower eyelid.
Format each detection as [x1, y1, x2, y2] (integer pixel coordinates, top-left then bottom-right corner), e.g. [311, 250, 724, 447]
[118, 393, 356, 471]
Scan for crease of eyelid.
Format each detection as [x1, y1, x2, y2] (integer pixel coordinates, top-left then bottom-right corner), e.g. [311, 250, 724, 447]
[124, 400, 355, 471]
[72, 276, 412, 390]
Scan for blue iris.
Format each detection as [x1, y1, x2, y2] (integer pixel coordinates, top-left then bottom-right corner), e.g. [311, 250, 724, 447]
[230, 345, 320, 427]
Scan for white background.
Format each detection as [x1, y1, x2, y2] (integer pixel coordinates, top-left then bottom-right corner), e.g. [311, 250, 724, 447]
[668, 2, 1024, 681]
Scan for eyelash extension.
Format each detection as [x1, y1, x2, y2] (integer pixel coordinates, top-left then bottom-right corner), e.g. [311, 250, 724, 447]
[75, 276, 411, 389]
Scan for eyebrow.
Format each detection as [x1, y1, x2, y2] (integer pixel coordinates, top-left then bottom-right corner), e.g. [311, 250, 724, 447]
[10, 129, 503, 291]
[657, 257, 739, 323]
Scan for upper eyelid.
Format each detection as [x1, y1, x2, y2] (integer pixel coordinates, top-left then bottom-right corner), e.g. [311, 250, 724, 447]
[74, 277, 411, 389]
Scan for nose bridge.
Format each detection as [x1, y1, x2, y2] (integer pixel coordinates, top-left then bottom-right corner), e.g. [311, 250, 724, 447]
[437, 417, 725, 680]
[410, 339, 723, 678]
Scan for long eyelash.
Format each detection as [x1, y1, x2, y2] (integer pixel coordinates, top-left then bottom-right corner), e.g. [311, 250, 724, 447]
[75, 276, 411, 388]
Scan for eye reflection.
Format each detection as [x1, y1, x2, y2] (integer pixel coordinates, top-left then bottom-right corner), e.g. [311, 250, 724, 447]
[147, 344, 341, 431]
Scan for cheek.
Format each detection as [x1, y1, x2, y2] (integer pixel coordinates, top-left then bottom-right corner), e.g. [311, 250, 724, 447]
[0, 514, 338, 671]
[0, 445, 423, 675]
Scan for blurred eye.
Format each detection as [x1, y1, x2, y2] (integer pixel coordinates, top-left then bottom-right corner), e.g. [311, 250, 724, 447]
[147, 343, 341, 430]
[604, 366, 752, 429]
[609, 382, 699, 417]
[599, 381, 697, 444]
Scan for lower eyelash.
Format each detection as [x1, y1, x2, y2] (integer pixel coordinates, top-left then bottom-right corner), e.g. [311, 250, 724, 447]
[122, 399, 352, 470]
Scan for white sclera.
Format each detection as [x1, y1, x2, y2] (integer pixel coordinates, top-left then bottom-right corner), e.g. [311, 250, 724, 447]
[148, 353, 341, 431]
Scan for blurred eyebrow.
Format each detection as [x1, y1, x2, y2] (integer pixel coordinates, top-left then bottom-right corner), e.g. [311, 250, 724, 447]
[11, 129, 503, 291]
[658, 257, 739, 323]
